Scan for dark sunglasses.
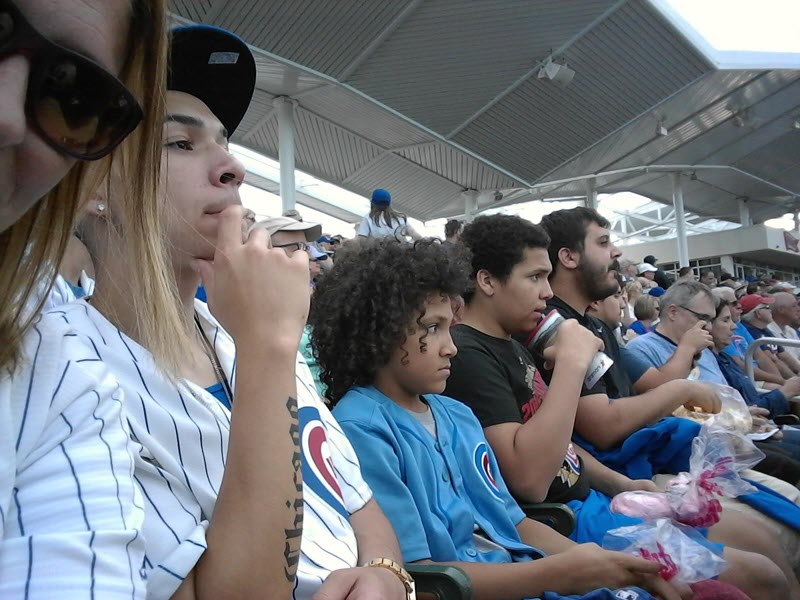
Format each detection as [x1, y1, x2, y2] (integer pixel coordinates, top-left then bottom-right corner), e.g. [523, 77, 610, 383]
[1, 0, 143, 160]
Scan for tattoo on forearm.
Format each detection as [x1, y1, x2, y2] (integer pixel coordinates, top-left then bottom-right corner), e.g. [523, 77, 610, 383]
[284, 395, 303, 582]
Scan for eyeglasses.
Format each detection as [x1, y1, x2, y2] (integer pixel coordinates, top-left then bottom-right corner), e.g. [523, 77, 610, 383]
[679, 305, 715, 324]
[1, 0, 143, 160]
[273, 241, 309, 255]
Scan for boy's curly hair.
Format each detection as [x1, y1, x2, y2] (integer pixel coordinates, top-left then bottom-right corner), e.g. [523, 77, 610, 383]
[309, 238, 470, 405]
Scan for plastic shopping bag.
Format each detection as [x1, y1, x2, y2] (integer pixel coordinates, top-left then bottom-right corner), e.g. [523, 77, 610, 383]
[611, 423, 765, 527]
[674, 383, 752, 434]
[603, 519, 726, 585]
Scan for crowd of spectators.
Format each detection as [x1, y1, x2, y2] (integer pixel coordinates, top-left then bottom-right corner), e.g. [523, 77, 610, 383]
[6, 4, 800, 599]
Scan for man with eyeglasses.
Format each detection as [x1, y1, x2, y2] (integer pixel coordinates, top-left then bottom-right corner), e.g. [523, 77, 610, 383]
[255, 215, 329, 286]
[626, 281, 729, 385]
[740, 294, 800, 379]
[255, 215, 333, 395]
[767, 292, 800, 362]
[741, 294, 800, 379]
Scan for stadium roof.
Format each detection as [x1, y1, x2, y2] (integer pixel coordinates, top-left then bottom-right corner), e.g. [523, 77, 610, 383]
[170, 0, 800, 224]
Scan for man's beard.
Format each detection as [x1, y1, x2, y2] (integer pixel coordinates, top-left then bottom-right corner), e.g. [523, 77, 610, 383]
[578, 258, 619, 302]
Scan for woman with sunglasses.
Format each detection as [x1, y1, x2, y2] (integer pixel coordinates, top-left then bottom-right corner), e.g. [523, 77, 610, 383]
[0, 0, 171, 597]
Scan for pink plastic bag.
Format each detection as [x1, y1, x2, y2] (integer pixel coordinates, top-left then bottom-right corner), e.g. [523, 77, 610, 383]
[610, 423, 764, 527]
[603, 519, 727, 585]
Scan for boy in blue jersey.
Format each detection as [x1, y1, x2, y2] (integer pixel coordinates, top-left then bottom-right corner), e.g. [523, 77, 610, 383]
[311, 238, 686, 600]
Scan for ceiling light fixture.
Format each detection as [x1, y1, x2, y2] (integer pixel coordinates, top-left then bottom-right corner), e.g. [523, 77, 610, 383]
[538, 56, 575, 88]
[655, 121, 669, 137]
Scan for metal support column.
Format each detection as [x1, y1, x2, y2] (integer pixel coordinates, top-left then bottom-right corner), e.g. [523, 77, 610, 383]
[585, 179, 598, 210]
[671, 172, 689, 267]
[738, 198, 753, 227]
[463, 190, 480, 223]
[274, 96, 296, 213]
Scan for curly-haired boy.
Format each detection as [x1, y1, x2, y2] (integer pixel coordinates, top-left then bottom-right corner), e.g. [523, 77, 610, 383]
[309, 238, 682, 600]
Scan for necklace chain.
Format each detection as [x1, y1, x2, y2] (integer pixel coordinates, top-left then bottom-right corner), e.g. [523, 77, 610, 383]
[194, 313, 233, 406]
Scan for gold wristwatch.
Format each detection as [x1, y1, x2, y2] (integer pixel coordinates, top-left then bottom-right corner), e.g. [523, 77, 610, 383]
[366, 558, 417, 599]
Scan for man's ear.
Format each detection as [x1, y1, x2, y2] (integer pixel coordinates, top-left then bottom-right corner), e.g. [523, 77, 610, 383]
[475, 269, 496, 297]
[557, 246, 580, 271]
[587, 299, 601, 314]
[663, 304, 678, 322]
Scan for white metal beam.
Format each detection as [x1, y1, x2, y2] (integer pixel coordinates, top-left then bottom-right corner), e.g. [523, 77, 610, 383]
[463, 190, 480, 223]
[672, 172, 690, 266]
[274, 97, 297, 212]
[585, 179, 598, 210]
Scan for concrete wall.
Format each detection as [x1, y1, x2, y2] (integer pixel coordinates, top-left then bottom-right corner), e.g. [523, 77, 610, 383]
[620, 225, 786, 264]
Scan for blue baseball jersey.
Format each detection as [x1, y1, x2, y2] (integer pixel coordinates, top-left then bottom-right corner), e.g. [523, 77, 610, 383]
[333, 387, 657, 600]
[0, 309, 146, 598]
[334, 387, 536, 564]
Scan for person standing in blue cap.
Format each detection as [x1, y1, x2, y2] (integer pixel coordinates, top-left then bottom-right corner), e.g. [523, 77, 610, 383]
[357, 188, 422, 241]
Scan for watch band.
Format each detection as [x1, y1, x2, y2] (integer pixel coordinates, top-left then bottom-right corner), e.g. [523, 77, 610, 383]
[366, 558, 417, 599]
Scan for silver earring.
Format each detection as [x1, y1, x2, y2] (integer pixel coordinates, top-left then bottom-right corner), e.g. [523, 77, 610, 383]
[97, 203, 106, 212]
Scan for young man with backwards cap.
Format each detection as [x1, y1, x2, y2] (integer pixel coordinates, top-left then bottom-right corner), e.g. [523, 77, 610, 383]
[73, 25, 409, 600]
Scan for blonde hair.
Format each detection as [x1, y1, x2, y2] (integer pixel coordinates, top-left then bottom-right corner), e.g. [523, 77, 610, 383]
[624, 280, 643, 299]
[634, 295, 658, 321]
[0, 0, 176, 372]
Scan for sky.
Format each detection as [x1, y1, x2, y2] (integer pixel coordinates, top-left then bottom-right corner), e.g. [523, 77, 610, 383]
[660, 0, 800, 55]
[235, 1, 800, 241]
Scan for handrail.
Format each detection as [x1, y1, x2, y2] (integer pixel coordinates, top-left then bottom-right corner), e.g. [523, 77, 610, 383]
[745, 337, 800, 383]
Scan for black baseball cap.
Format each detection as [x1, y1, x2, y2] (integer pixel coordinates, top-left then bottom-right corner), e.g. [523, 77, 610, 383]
[168, 26, 256, 136]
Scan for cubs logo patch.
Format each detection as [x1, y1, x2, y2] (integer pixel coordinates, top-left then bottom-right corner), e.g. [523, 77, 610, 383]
[473, 442, 503, 500]
[299, 406, 348, 518]
[565, 443, 581, 474]
[615, 591, 640, 599]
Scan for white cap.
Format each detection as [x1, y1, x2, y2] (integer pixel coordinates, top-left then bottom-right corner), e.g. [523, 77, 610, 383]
[638, 262, 658, 274]
[252, 216, 322, 242]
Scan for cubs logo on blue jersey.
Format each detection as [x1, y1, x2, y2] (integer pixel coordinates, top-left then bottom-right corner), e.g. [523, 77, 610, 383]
[300, 405, 348, 518]
[473, 442, 503, 500]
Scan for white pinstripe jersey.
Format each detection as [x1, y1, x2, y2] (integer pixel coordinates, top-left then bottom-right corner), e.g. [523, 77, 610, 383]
[0, 309, 146, 599]
[59, 299, 371, 600]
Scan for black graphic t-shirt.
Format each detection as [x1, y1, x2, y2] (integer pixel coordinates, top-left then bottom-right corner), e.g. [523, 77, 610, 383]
[446, 324, 590, 503]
